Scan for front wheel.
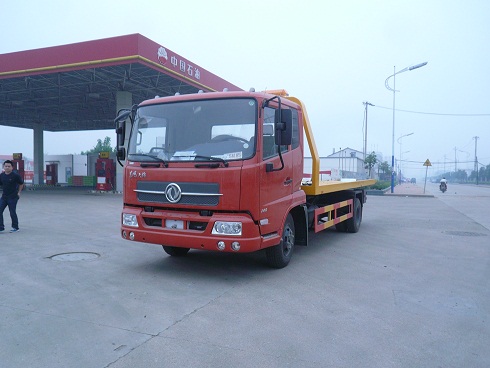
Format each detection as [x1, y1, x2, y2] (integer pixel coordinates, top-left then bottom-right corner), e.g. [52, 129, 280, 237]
[162, 245, 190, 257]
[266, 214, 295, 269]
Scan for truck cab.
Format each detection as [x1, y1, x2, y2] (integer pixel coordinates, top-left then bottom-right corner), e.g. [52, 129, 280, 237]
[116, 90, 307, 266]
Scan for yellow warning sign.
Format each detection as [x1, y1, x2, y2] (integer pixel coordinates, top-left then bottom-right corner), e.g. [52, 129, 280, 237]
[423, 159, 432, 166]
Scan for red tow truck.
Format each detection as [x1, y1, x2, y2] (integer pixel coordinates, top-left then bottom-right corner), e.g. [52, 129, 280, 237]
[115, 89, 375, 268]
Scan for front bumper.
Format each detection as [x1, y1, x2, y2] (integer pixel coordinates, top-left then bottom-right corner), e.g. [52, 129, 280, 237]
[121, 207, 263, 253]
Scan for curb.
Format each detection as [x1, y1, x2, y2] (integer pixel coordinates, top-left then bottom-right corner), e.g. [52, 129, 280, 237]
[367, 188, 434, 198]
[89, 190, 122, 195]
[26, 185, 95, 191]
[384, 193, 434, 198]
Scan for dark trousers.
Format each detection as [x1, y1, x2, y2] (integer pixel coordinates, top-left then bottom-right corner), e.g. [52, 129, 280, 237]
[0, 196, 19, 230]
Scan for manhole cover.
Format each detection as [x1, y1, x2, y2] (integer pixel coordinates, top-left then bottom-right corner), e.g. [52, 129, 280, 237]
[49, 252, 100, 261]
[444, 231, 487, 237]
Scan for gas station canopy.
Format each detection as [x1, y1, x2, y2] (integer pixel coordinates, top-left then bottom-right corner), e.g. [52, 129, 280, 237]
[0, 34, 242, 132]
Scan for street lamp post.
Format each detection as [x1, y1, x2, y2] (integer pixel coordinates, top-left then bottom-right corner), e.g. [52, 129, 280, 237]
[385, 62, 428, 193]
[362, 101, 374, 178]
[457, 149, 470, 170]
[399, 150, 410, 183]
[398, 132, 414, 184]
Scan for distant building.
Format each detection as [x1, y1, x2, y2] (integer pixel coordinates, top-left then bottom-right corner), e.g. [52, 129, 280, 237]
[304, 147, 380, 180]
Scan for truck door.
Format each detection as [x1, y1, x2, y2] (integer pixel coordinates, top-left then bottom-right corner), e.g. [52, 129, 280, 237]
[259, 106, 294, 235]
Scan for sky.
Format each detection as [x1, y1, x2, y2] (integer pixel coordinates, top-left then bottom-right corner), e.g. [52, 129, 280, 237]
[1, 0, 490, 179]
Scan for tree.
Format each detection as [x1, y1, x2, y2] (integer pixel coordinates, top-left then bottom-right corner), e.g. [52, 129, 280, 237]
[378, 161, 391, 181]
[479, 164, 490, 183]
[364, 151, 378, 178]
[81, 136, 116, 155]
[454, 169, 467, 183]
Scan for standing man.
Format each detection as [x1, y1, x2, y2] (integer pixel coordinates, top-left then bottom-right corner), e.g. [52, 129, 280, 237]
[0, 160, 24, 233]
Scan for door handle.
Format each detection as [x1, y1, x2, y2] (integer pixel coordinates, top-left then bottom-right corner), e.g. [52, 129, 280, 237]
[284, 178, 293, 185]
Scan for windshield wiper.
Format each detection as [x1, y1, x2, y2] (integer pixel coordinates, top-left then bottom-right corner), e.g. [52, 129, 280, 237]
[194, 163, 221, 168]
[128, 153, 168, 167]
[194, 155, 229, 167]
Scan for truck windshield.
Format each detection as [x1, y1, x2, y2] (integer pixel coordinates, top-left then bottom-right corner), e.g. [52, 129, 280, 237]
[127, 98, 257, 163]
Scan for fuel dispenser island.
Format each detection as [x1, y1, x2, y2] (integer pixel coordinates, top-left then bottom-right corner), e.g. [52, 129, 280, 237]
[95, 152, 115, 191]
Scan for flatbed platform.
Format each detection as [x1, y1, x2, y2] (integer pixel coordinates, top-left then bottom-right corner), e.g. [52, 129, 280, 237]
[301, 179, 377, 195]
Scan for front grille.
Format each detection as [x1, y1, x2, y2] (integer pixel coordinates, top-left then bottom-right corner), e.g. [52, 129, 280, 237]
[136, 181, 220, 206]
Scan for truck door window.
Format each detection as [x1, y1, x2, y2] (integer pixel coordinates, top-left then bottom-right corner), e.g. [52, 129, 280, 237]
[291, 109, 299, 149]
[263, 106, 290, 159]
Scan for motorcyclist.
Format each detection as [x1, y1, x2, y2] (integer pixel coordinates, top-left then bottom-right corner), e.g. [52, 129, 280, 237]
[440, 177, 447, 192]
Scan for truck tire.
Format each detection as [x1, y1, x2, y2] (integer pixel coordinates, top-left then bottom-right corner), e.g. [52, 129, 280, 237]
[266, 213, 295, 269]
[344, 197, 362, 233]
[162, 245, 190, 257]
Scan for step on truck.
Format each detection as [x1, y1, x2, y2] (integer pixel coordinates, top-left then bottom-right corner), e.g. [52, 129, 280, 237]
[115, 89, 376, 268]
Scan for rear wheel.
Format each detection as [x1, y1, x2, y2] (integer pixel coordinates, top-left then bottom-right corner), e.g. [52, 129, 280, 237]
[266, 214, 295, 269]
[344, 197, 362, 233]
[162, 246, 190, 257]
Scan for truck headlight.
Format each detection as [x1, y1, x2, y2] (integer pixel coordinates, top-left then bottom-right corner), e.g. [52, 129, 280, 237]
[212, 221, 242, 236]
[122, 213, 138, 227]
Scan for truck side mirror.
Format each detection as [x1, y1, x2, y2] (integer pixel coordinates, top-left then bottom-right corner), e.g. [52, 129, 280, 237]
[115, 120, 125, 145]
[116, 146, 126, 161]
[115, 120, 126, 160]
[115, 109, 131, 161]
[274, 109, 293, 146]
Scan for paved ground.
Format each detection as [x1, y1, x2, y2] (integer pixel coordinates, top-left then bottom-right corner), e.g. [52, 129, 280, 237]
[385, 182, 433, 197]
[1, 187, 489, 367]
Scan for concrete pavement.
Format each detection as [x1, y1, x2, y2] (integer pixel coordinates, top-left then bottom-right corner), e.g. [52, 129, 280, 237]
[1, 188, 489, 367]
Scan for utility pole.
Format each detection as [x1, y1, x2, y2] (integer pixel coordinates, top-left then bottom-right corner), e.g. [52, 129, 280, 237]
[474, 136, 479, 185]
[362, 102, 374, 178]
[454, 146, 457, 173]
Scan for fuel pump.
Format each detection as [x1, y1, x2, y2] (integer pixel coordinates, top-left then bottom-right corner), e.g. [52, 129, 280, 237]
[46, 163, 58, 185]
[12, 153, 25, 181]
[95, 152, 115, 191]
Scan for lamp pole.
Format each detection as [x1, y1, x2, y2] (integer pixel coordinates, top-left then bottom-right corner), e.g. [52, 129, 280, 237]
[474, 136, 479, 185]
[362, 101, 374, 179]
[400, 150, 410, 183]
[398, 132, 414, 184]
[385, 61, 427, 193]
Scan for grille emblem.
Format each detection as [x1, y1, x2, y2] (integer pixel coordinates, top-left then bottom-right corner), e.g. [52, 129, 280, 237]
[165, 183, 182, 203]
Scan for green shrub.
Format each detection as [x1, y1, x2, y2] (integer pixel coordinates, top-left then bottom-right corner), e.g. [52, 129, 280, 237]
[367, 181, 390, 190]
